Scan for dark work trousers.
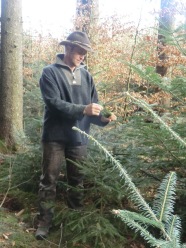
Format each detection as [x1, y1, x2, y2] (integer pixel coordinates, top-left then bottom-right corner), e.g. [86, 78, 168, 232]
[38, 142, 87, 227]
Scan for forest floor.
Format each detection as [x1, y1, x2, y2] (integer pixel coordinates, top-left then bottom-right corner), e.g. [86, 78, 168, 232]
[0, 191, 146, 248]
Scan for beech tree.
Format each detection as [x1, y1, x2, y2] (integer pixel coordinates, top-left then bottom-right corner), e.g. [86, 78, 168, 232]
[0, 0, 23, 149]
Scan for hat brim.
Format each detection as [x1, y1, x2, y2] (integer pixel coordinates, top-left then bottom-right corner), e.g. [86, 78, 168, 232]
[59, 40, 93, 52]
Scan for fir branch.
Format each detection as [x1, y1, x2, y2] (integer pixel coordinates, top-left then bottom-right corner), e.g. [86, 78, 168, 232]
[166, 215, 182, 246]
[125, 92, 186, 148]
[72, 126, 171, 242]
[160, 172, 176, 223]
[113, 210, 163, 229]
[152, 172, 176, 225]
[72, 127, 155, 218]
[112, 210, 169, 248]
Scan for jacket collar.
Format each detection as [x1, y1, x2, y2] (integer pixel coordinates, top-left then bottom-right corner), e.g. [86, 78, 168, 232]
[55, 54, 85, 70]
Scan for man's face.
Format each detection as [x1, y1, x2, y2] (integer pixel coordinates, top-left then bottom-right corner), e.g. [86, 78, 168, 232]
[67, 45, 87, 68]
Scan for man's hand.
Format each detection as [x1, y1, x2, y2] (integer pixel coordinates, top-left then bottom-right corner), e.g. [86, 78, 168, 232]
[83, 103, 103, 116]
[101, 113, 117, 123]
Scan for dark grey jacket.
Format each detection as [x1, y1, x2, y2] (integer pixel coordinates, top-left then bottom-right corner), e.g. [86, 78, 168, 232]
[40, 54, 107, 145]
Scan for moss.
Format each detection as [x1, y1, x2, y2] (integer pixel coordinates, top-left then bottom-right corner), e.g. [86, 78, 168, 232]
[0, 208, 58, 248]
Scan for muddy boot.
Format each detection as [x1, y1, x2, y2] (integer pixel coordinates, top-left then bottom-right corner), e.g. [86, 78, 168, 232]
[35, 196, 54, 240]
[35, 213, 52, 240]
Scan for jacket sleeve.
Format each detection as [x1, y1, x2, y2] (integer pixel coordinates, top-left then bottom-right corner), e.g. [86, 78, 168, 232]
[40, 67, 86, 120]
[89, 115, 109, 127]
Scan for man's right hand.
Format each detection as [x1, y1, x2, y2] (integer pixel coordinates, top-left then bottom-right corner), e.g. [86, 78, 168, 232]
[83, 103, 103, 116]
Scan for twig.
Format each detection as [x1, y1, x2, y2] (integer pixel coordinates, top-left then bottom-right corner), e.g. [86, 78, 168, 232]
[58, 223, 63, 248]
[38, 236, 58, 246]
[10, 176, 35, 190]
[153, 133, 184, 166]
[0, 158, 35, 208]
[140, 169, 161, 182]
[126, 9, 142, 91]
[123, 4, 143, 121]
[0, 159, 13, 208]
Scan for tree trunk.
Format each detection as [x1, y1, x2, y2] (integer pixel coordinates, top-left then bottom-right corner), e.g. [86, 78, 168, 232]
[0, 0, 23, 150]
[76, 0, 99, 33]
[156, 0, 175, 77]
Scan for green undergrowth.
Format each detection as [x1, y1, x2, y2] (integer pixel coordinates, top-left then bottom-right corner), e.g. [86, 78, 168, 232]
[0, 155, 146, 248]
[0, 191, 145, 248]
[0, 190, 38, 248]
[0, 209, 34, 248]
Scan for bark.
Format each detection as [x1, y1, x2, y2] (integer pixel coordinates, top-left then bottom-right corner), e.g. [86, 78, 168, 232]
[0, 0, 23, 149]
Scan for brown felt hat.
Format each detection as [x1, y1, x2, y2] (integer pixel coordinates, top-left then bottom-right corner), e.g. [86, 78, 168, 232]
[59, 31, 92, 52]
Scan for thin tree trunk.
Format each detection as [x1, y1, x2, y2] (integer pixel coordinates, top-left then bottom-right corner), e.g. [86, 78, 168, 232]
[156, 0, 175, 77]
[75, 0, 99, 68]
[76, 0, 99, 33]
[0, 0, 23, 150]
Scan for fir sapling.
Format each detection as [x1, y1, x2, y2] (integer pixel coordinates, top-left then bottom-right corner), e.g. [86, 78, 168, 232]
[99, 102, 112, 118]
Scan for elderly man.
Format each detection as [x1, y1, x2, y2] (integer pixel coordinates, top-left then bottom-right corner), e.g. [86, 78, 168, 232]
[35, 31, 116, 239]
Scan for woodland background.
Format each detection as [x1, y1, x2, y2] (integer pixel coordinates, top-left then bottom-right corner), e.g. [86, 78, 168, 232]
[0, 0, 186, 247]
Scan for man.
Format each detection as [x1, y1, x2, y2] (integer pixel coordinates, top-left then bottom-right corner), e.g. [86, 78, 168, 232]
[35, 31, 116, 240]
